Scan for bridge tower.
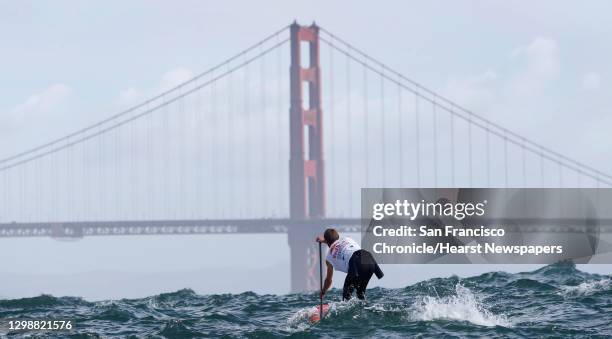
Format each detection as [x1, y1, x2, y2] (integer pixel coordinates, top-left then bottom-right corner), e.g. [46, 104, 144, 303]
[288, 22, 326, 292]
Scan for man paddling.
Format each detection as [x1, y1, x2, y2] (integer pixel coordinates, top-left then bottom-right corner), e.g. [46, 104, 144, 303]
[316, 228, 384, 301]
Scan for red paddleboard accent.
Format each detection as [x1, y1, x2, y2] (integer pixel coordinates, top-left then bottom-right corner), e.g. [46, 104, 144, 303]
[309, 304, 330, 323]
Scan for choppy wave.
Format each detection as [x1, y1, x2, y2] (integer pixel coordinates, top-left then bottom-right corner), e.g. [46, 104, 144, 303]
[560, 278, 611, 296]
[1, 262, 610, 338]
[412, 284, 511, 327]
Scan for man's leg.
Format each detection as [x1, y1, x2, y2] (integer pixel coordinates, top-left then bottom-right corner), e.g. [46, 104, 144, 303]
[355, 250, 377, 300]
[342, 274, 356, 301]
[355, 271, 374, 300]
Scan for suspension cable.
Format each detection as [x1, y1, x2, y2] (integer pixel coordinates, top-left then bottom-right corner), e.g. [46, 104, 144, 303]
[319, 28, 612, 183]
[0, 26, 290, 167]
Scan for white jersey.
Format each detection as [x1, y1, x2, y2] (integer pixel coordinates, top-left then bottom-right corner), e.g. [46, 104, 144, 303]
[326, 237, 360, 273]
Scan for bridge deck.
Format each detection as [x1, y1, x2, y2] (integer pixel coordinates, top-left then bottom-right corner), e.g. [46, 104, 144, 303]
[0, 218, 362, 238]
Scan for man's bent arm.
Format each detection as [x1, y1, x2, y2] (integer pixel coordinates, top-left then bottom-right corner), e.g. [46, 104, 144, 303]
[322, 261, 333, 294]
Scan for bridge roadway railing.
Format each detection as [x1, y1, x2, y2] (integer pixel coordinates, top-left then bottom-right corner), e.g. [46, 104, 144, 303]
[2, 218, 612, 238]
[0, 218, 362, 238]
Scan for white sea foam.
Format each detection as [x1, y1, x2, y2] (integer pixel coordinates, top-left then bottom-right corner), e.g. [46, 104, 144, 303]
[285, 306, 315, 332]
[364, 303, 384, 312]
[560, 278, 611, 296]
[412, 284, 512, 328]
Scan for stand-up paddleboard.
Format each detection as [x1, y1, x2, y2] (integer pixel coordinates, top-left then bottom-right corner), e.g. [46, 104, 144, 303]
[309, 304, 330, 323]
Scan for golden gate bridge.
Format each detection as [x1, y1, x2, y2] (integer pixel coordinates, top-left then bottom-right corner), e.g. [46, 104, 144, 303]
[1, 22, 610, 292]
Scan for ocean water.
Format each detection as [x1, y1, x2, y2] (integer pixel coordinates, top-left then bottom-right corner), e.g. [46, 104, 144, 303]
[1, 262, 611, 338]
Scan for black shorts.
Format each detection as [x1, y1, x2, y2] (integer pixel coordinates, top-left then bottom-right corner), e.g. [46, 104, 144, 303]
[342, 250, 384, 301]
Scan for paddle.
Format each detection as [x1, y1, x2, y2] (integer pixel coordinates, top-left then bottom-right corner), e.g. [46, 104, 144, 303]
[319, 241, 324, 321]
